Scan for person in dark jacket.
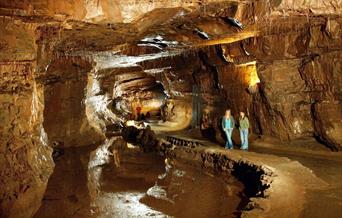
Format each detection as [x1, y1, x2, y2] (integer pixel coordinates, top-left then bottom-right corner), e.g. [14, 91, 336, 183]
[239, 112, 250, 150]
[221, 109, 235, 149]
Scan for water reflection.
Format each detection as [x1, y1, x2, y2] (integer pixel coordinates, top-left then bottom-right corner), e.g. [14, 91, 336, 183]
[87, 139, 242, 217]
[141, 160, 242, 218]
[88, 138, 113, 211]
[87, 138, 167, 217]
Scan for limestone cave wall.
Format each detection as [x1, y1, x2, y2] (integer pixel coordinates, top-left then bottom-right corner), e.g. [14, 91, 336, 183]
[0, 18, 54, 217]
[133, 4, 342, 150]
[1, 0, 342, 217]
[1, 0, 341, 23]
[43, 57, 103, 147]
[0, 0, 232, 23]
[136, 15, 342, 150]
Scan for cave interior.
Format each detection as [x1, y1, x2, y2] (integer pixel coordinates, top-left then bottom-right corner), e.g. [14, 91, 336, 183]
[0, 0, 342, 218]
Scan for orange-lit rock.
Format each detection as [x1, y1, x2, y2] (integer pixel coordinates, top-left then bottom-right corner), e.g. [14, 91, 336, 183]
[0, 0, 342, 217]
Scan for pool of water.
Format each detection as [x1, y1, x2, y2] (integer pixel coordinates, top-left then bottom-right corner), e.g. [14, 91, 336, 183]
[90, 147, 243, 217]
[36, 144, 243, 218]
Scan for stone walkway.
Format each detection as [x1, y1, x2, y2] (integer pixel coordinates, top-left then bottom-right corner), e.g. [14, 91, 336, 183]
[161, 131, 342, 218]
[251, 144, 342, 218]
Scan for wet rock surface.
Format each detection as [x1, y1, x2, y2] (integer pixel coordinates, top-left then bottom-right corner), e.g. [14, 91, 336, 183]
[251, 144, 342, 218]
[164, 136, 274, 198]
[162, 135, 328, 218]
[0, 18, 54, 217]
[140, 161, 242, 218]
[34, 146, 93, 218]
[122, 125, 160, 152]
[35, 142, 243, 218]
[0, 0, 342, 217]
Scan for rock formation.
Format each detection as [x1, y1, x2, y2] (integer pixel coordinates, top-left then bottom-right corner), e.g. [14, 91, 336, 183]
[0, 0, 341, 217]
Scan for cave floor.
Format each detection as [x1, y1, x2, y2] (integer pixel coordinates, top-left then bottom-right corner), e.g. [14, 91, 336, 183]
[252, 146, 342, 218]
[161, 130, 342, 218]
[33, 117, 342, 218]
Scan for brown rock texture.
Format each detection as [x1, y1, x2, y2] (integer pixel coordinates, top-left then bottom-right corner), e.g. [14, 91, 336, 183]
[0, 60, 54, 217]
[0, 17, 54, 217]
[43, 57, 103, 147]
[0, 0, 342, 217]
[162, 135, 326, 218]
[0, 0, 231, 23]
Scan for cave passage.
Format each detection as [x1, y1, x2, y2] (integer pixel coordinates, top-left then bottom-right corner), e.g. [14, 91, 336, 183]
[1, 1, 342, 218]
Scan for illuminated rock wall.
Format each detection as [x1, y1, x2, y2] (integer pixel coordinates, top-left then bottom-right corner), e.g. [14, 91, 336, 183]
[0, 0, 229, 23]
[0, 18, 54, 218]
[139, 31, 342, 150]
[1, 0, 341, 23]
[43, 57, 104, 147]
[0, 0, 341, 216]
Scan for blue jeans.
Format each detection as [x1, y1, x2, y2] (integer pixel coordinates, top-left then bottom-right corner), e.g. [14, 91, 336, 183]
[240, 129, 249, 150]
[224, 129, 234, 149]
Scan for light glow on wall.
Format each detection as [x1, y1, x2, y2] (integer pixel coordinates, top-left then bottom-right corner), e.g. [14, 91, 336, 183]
[249, 63, 260, 86]
[235, 61, 260, 94]
[141, 99, 164, 109]
[237, 61, 260, 86]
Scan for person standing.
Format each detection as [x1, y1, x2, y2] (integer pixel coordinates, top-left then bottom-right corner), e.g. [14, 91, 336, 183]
[221, 109, 235, 149]
[239, 112, 250, 150]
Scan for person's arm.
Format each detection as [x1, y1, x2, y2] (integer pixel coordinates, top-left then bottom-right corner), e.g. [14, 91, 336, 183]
[246, 118, 250, 129]
[221, 117, 225, 129]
